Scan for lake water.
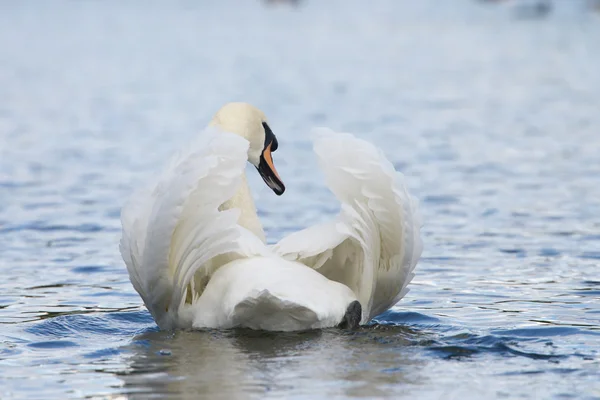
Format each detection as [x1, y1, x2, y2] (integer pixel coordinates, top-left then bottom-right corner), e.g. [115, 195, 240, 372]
[1, 1, 600, 399]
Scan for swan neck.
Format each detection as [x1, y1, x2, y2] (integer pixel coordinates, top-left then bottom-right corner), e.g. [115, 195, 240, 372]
[219, 171, 266, 243]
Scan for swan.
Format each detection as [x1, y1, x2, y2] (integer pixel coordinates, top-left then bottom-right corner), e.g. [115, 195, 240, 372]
[120, 102, 422, 331]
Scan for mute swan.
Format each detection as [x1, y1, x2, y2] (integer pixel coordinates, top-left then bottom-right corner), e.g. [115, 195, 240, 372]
[120, 102, 422, 331]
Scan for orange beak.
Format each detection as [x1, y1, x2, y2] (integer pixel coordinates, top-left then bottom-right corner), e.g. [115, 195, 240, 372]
[257, 142, 285, 195]
[263, 142, 282, 182]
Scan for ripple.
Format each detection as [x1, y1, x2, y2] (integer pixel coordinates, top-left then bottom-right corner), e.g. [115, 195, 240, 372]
[428, 333, 570, 361]
[539, 248, 561, 257]
[107, 311, 155, 325]
[24, 309, 150, 337]
[0, 222, 105, 234]
[499, 248, 527, 255]
[583, 280, 600, 286]
[491, 327, 599, 338]
[499, 368, 581, 376]
[27, 340, 78, 349]
[579, 251, 600, 260]
[422, 195, 460, 205]
[22, 202, 62, 210]
[373, 311, 442, 326]
[71, 265, 107, 274]
[84, 347, 123, 359]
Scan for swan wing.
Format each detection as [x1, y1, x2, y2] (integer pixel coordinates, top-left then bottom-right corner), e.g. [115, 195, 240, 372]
[120, 129, 267, 329]
[274, 128, 423, 324]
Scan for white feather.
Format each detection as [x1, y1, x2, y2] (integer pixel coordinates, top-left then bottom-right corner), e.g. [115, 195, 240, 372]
[274, 128, 423, 324]
[120, 128, 268, 329]
[120, 103, 422, 331]
[191, 257, 356, 331]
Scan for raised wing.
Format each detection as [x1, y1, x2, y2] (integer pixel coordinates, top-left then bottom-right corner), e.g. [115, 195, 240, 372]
[120, 129, 267, 329]
[273, 129, 423, 324]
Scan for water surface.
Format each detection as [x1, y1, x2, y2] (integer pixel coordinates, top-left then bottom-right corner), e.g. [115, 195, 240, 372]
[1, 1, 600, 399]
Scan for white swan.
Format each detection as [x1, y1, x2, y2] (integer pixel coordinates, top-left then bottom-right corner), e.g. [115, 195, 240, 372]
[120, 102, 422, 331]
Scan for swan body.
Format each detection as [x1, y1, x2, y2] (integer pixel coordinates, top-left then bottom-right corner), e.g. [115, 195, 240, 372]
[191, 257, 357, 331]
[120, 102, 422, 331]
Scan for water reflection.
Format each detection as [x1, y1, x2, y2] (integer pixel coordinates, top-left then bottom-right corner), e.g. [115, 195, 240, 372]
[119, 327, 425, 399]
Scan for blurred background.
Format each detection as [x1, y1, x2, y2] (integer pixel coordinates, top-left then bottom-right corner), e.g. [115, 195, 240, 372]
[1, 1, 599, 399]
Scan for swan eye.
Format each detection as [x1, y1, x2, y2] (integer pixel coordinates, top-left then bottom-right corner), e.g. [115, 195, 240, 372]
[262, 122, 278, 152]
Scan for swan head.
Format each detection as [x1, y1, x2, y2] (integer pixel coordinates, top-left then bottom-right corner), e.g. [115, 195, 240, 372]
[210, 102, 285, 196]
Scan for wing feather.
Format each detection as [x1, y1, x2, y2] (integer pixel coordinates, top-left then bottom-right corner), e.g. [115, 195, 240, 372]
[274, 128, 423, 323]
[120, 129, 267, 329]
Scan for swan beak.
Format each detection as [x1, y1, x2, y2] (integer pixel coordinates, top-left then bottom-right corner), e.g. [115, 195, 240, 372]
[257, 142, 285, 196]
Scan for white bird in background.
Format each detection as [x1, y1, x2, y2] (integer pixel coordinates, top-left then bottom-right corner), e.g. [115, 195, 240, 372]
[120, 103, 422, 332]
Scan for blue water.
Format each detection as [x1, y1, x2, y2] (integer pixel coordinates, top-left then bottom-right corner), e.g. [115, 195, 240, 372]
[1, 1, 600, 399]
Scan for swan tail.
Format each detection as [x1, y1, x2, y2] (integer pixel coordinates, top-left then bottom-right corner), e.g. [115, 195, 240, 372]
[229, 290, 321, 331]
[120, 129, 263, 329]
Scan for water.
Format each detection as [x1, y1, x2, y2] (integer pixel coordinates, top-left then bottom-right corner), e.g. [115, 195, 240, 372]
[1, 1, 600, 398]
